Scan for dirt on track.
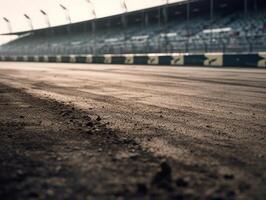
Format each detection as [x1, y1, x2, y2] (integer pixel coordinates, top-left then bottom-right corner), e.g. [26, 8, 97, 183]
[0, 62, 266, 200]
[0, 83, 171, 199]
[0, 83, 242, 200]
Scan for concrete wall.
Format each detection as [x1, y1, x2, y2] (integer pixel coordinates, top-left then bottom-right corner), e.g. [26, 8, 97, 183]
[0, 53, 266, 67]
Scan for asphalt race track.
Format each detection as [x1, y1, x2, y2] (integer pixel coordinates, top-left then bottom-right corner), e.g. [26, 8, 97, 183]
[0, 62, 266, 199]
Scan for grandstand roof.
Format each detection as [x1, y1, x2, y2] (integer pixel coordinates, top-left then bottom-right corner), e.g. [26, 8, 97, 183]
[1, 0, 265, 36]
[0, 0, 197, 36]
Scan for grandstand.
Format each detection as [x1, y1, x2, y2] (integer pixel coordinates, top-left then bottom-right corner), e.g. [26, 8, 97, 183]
[0, 0, 265, 56]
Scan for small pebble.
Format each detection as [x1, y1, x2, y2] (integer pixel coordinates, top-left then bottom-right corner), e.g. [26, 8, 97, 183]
[223, 174, 234, 180]
[176, 177, 189, 187]
[96, 116, 101, 121]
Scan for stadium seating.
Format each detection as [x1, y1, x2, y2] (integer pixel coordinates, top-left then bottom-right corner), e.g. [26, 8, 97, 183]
[0, 9, 265, 56]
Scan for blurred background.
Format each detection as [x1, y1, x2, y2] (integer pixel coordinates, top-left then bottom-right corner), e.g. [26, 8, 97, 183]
[0, 0, 265, 55]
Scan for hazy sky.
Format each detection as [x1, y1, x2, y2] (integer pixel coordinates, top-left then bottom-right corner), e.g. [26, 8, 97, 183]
[0, 0, 185, 44]
[0, 0, 184, 33]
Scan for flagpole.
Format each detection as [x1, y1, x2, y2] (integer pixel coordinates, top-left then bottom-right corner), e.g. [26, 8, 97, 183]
[24, 14, 33, 31]
[186, 0, 190, 53]
[40, 9, 51, 55]
[3, 17, 12, 33]
[164, 0, 169, 27]
[40, 9, 50, 28]
[86, 0, 97, 54]
[210, 0, 213, 52]
[121, 0, 128, 54]
[59, 4, 71, 24]
[163, 0, 169, 52]
[86, 0, 97, 18]
[85, 0, 97, 33]
[59, 4, 72, 53]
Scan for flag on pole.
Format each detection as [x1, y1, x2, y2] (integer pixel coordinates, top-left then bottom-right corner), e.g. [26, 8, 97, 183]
[92, 10, 96, 18]
[86, 0, 96, 18]
[3, 17, 9, 22]
[40, 9, 50, 27]
[121, 0, 127, 12]
[3, 17, 12, 32]
[24, 14, 30, 19]
[24, 14, 33, 30]
[60, 4, 67, 10]
[40, 10, 47, 15]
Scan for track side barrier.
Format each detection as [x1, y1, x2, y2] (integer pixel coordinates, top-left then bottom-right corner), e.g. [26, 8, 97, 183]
[0, 53, 265, 67]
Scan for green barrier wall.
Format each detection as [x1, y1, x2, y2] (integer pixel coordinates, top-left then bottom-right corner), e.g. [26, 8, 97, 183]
[93, 56, 105, 64]
[75, 56, 87, 63]
[0, 53, 265, 68]
[133, 56, 149, 65]
[111, 56, 125, 64]
[223, 54, 261, 67]
[184, 55, 206, 66]
[159, 56, 172, 65]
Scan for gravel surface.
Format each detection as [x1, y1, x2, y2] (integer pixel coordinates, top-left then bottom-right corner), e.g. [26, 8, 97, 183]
[0, 62, 266, 199]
